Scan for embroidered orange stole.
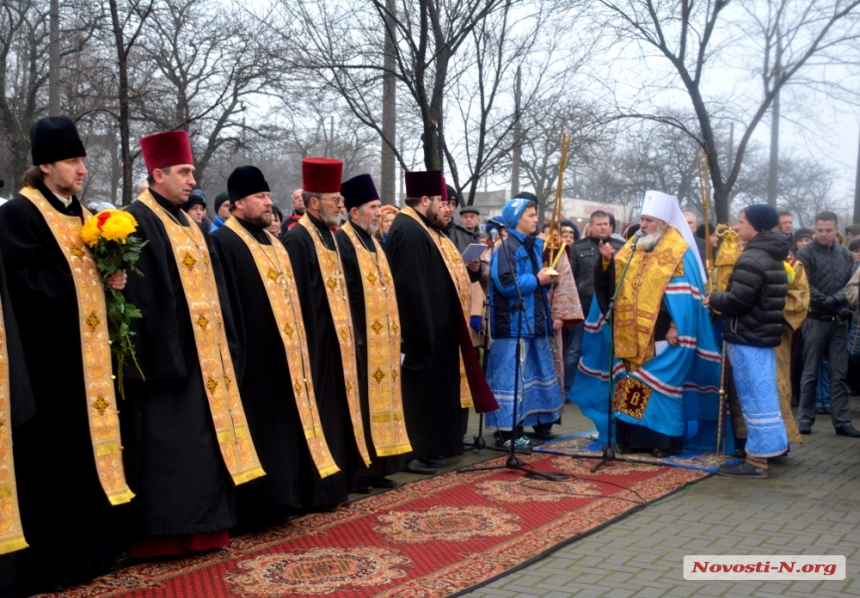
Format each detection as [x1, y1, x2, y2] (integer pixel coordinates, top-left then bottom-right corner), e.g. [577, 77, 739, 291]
[224, 218, 339, 477]
[612, 225, 688, 368]
[20, 187, 135, 506]
[341, 222, 412, 457]
[0, 296, 26, 554]
[401, 206, 474, 408]
[297, 216, 371, 466]
[137, 192, 264, 485]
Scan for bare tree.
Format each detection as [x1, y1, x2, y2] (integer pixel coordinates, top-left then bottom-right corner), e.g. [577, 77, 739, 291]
[136, 0, 281, 186]
[733, 149, 843, 225]
[107, 0, 153, 205]
[270, 0, 517, 172]
[592, 0, 860, 223]
[444, 0, 585, 205]
[0, 0, 102, 189]
[500, 93, 605, 206]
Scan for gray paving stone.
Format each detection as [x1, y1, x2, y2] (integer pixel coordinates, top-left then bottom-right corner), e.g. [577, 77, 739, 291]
[455, 395, 860, 598]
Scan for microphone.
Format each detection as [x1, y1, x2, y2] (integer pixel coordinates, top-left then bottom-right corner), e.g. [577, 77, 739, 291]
[630, 228, 643, 247]
[489, 228, 499, 243]
[487, 217, 507, 229]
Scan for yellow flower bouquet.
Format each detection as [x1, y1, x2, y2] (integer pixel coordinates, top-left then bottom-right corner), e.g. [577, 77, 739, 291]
[81, 209, 147, 397]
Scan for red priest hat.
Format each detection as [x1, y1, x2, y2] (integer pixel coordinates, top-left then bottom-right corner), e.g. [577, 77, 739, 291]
[302, 157, 343, 194]
[405, 170, 442, 198]
[139, 130, 194, 172]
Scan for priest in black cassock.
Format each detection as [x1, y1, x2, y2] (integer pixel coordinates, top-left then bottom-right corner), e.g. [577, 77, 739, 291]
[336, 174, 413, 489]
[121, 131, 264, 558]
[0, 117, 131, 594]
[212, 166, 342, 526]
[385, 171, 497, 475]
[284, 158, 372, 501]
[0, 249, 36, 598]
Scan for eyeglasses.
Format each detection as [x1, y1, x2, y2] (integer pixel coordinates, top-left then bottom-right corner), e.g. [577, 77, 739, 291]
[322, 195, 344, 205]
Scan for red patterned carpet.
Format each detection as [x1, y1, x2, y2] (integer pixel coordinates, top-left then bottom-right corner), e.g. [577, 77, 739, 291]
[43, 455, 709, 598]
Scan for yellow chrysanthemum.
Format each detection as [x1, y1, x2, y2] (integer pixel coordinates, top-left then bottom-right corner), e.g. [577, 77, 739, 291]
[100, 211, 138, 243]
[80, 210, 139, 246]
[81, 216, 102, 247]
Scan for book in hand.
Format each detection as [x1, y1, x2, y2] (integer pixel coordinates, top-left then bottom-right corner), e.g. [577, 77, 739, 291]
[461, 243, 486, 263]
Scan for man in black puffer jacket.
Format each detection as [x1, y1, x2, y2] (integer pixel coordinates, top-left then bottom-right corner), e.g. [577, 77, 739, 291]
[795, 211, 859, 437]
[706, 204, 789, 478]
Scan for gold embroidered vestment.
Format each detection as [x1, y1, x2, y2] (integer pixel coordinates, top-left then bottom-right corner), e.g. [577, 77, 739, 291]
[298, 215, 371, 466]
[341, 222, 412, 457]
[612, 225, 688, 368]
[401, 206, 474, 408]
[0, 292, 26, 554]
[224, 218, 339, 477]
[137, 192, 264, 485]
[20, 186, 135, 507]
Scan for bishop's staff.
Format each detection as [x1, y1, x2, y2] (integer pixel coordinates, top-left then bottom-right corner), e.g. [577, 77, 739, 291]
[544, 132, 572, 275]
[696, 153, 714, 293]
[697, 153, 728, 455]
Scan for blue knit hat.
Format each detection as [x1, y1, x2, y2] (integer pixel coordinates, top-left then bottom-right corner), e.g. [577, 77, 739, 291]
[501, 197, 530, 229]
[743, 204, 779, 232]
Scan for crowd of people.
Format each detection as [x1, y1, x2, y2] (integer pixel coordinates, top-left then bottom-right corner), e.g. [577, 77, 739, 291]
[0, 116, 859, 596]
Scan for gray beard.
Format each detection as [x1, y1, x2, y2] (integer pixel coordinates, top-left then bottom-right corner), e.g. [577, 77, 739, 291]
[638, 230, 663, 251]
[322, 213, 340, 228]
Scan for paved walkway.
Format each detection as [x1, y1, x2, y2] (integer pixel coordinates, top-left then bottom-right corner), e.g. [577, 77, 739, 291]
[446, 397, 860, 598]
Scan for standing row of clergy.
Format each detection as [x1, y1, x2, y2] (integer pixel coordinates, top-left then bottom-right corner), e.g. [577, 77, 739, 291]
[0, 117, 494, 596]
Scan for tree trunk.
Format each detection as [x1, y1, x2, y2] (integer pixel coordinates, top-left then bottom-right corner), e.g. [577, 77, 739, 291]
[767, 33, 781, 208]
[380, 0, 397, 205]
[49, 0, 60, 114]
[510, 66, 521, 196]
[108, 0, 133, 206]
[767, 84, 780, 207]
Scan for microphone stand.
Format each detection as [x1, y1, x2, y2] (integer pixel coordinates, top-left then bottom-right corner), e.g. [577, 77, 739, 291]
[591, 234, 640, 473]
[459, 229, 558, 481]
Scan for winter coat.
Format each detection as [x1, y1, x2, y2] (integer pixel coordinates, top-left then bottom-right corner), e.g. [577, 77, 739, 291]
[489, 230, 552, 339]
[796, 238, 855, 318]
[709, 230, 789, 348]
[569, 235, 624, 316]
[445, 220, 481, 255]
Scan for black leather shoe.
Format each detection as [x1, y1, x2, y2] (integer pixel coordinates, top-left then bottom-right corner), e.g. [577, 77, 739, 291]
[835, 425, 860, 438]
[424, 457, 450, 468]
[355, 483, 374, 494]
[798, 422, 812, 435]
[405, 460, 437, 475]
[369, 477, 398, 489]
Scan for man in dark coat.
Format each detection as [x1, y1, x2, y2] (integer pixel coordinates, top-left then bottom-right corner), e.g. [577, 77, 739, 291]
[707, 204, 790, 478]
[795, 210, 860, 437]
[336, 174, 412, 488]
[566, 210, 624, 395]
[283, 158, 370, 501]
[121, 130, 264, 558]
[0, 117, 130, 593]
[386, 170, 496, 474]
[212, 166, 342, 525]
